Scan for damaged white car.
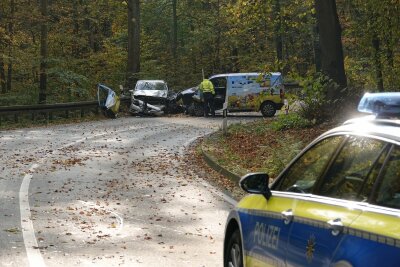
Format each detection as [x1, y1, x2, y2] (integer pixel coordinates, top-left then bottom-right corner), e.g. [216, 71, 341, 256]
[129, 80, 178, 116]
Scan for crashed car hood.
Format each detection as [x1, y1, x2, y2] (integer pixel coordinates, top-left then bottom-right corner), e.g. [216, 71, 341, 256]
[134, 90, 168, 98]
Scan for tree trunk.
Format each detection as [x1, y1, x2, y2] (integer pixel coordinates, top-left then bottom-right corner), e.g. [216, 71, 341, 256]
[172, 0, 177, 59]
[72, 0, 80, 56]
[7, 0, 15, 92]
[231, 47, 239, 72]
[214, 0, 221, 73]
[39, 0, 48, 104]
[385, 17, 394, 68]
[312, 12, 322, 72]
[0, 2, 5, 94]
[0, 61, 5, 94]
[125, 0, 140, 89]
[84, 6, 96, 52]
[314, 0, 347, 91]
[372, 36, 384, 92]
[273, 0, 283, 67]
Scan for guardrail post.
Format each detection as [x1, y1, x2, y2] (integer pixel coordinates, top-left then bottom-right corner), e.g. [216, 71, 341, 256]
[14, 113, 19, 123]
[49, 112, 53, 121]
[80, 108, 84, 118]
[32, 112, 35, 122]
[0, 116, 2, 126]
[65, 110, 69, 119]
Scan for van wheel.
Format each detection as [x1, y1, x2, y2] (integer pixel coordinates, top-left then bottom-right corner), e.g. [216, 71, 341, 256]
[192, 103, 204, 117]
[261, 101, 276, 117]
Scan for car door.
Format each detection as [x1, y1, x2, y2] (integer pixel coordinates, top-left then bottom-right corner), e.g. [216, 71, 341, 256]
[227, 75, 248, 110]
[209, 77, 227, 110]
[285, 136, 390, 267]
[238, 194, 298, 267]
[331, 144, 400, 267]
[238, 135, 344, 267]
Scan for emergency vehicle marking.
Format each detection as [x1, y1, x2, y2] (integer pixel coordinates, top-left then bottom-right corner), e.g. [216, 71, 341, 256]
[254, 222, 280, 250]
[306, 234, 316, 263]
[238, 208, 281, 220]
[239, 208, 400, 248]
[245, 250, 285, 267]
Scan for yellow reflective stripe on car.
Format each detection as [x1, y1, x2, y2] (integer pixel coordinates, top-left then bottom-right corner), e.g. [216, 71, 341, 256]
[348, 210, 400, 241]
[293, 200, 362, 226]
[244, 252, 284, 267]
[237, 195, 300, 213]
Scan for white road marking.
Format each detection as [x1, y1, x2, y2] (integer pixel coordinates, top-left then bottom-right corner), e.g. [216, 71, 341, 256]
[20, 163, 46, 267]
[18, 120, 235, 266]
[18, 122, 172, 266]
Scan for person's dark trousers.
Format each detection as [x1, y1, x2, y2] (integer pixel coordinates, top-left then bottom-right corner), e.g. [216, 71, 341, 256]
[203, 92, 215, 117]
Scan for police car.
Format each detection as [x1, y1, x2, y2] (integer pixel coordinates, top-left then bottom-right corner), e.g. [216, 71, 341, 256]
[223, 92, 400, 267]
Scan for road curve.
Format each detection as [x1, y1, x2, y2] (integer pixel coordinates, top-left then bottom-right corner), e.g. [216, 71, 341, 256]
[0, 116, 255, 267]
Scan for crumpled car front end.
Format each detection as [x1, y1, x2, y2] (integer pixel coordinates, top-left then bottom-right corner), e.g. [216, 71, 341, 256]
[129, 80, 169, 115]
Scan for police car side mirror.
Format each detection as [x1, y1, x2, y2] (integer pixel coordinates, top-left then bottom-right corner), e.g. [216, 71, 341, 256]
[239, 173, 272, 200]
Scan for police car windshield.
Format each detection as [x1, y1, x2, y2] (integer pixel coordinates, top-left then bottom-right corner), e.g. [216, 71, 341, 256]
[135, 81, 166, 91]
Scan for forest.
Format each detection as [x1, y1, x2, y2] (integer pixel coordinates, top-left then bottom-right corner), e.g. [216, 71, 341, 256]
[0, 0, 399, 107]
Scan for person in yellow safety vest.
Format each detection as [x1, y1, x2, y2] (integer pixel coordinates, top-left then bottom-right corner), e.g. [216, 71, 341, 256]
[199, 78, 215, 117]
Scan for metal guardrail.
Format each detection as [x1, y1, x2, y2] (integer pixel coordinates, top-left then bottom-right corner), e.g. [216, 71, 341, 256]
[0, 97, 130, 125]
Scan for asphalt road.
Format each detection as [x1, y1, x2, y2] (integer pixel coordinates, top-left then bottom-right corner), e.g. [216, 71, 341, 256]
[0, 115, 258, 267]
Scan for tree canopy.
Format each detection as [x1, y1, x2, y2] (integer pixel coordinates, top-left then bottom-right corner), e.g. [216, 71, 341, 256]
[0, 0, 399, 105]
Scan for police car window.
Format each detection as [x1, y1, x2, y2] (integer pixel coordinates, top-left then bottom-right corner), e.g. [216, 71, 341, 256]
[319, 137, 386, 201]
[275, 136, 344, 193]
[374, 146, 400, 209]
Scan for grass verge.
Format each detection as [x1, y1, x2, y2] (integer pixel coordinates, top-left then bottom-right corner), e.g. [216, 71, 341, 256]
[201, 116, 333, 181]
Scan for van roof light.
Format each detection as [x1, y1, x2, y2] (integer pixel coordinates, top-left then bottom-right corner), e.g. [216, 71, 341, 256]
[358, 92, 400, 117]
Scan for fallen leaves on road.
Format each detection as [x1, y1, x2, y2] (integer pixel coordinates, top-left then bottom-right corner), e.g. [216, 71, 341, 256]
[4, 227, 20, 234]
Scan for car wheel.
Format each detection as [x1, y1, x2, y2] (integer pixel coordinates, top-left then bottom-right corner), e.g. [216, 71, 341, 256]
[193, 102, 204, 117]
[261, 101, 276, 117]
[224, 229, 243, 267]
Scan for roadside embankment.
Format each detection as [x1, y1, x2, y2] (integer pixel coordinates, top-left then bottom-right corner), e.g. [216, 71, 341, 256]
[199, 119, 331, 191]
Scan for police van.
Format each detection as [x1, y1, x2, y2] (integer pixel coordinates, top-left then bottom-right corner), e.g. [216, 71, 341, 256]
[190, 72, 285, 117]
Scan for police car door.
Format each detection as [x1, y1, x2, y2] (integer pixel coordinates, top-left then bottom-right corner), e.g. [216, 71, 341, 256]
[239, 136, 344, 266]
[330, 144, 400, 267]
[283, 135, 389, 266]
[237, 192, 294, 267]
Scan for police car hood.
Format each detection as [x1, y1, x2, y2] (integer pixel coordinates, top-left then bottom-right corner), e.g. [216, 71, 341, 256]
[133, 89, 168, 99]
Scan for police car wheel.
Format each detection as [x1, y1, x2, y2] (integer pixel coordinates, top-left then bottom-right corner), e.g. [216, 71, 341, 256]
[224, 229, 243, 267]
[261, 102, 276, 117]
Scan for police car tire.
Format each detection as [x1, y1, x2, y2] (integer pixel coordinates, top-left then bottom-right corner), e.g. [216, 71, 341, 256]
[261, 101, 276, 117]
[224, 229, 243, 267]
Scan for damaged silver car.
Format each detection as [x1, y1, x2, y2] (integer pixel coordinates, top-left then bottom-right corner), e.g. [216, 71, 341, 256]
[129, 80, 171, 116]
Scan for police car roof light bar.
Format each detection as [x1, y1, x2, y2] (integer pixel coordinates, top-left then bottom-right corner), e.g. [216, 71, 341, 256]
[358, 92, 400, 118]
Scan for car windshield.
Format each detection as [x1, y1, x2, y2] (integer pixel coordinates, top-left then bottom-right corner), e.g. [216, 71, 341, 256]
[135, 81, 167, 91]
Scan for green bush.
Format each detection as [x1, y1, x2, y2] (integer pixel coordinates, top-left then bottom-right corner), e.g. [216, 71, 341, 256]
[271, 113, 311, 131]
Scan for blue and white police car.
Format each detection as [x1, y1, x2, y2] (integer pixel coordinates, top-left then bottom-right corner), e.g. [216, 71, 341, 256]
[223, 93, 400, 267]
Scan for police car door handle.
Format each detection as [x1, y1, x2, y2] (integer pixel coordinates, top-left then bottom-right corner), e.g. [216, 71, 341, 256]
[327, 218, 344, 236]
[281, 209, 293, 225]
